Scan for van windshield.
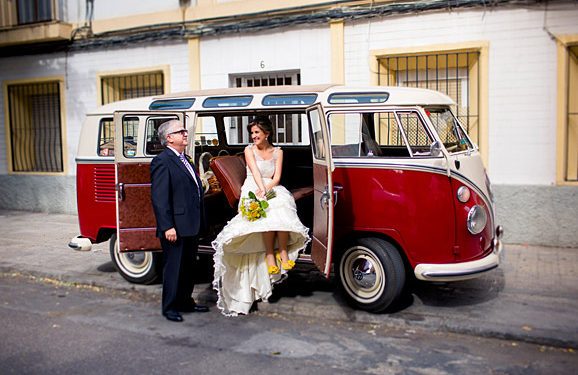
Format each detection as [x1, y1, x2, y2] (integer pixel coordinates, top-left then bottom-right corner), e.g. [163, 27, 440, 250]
[425, 108, 473, 153]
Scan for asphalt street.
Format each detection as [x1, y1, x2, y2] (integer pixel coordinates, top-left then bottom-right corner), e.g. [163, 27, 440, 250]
[2, 275, 576, 374]
[0, 210, 577, 349]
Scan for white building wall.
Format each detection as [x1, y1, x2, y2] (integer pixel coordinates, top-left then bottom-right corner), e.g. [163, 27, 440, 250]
[201, 26, 331, 88]
[92, 1, 177, 21]
[0, 42, 191, 175]
[345, 6, 578, 185]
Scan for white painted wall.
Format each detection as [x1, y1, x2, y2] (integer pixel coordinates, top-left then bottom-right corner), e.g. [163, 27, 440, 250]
[92, 0, 178, 21]
[62, 0, 179, 24]
[0, 42, 190, 175]
[344, 5, 578, 185]
[200, 26, 331, 88]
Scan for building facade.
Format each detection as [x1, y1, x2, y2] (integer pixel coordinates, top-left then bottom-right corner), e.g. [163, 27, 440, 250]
[1, 0, 577, 246]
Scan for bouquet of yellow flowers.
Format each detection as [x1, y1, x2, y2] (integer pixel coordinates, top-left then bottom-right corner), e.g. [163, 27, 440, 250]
[240, 190, 276, 221]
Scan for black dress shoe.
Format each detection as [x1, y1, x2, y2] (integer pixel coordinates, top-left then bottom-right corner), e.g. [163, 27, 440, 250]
[180, 303, 209, 313]
[163, 311, 183, 322]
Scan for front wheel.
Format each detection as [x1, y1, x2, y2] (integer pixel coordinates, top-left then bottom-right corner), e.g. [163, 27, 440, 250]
[337, 237, 406, 313]
[109, 233, 162, 284]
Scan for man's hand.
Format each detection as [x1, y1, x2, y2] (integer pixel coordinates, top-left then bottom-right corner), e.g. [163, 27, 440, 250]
[164, 228, 177, 242]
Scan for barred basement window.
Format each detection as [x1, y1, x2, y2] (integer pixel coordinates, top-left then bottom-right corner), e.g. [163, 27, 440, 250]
[229, 70, 304, 145]
[566, 45, 578, 182]
[378, 51, 480, 146]
[7, 81, 63, 173]
[17, 0, 53, 25]
[100, 71, 164, 105]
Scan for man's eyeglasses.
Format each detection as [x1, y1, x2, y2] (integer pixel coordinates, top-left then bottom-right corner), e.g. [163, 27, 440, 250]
[169, 129, 188, 136]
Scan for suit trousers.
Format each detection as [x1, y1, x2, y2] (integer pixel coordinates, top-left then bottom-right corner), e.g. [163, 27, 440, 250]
[160, 236, 198, 314]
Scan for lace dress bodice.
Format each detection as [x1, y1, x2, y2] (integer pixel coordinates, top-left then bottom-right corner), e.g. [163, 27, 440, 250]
[246, 145, 278, 180]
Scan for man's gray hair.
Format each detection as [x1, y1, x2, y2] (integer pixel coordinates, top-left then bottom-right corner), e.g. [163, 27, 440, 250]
[158, 119, 183, 147]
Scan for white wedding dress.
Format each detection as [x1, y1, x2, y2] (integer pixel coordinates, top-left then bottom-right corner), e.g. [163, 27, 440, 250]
[212, 145, 310, 316]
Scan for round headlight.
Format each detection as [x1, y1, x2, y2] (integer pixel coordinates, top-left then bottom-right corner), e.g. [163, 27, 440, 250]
[467, 205, 487, 235]
[457, 186, 470, 203]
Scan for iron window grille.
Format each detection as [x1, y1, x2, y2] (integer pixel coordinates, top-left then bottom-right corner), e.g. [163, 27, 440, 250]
[378, 52, 480, 147]
[229, 70, 304, 145]
[100, 71, 164, 105]
[7, 81, 63, 172]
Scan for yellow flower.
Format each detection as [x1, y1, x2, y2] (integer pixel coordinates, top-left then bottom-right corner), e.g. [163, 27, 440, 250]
[240, 191, 276, 222]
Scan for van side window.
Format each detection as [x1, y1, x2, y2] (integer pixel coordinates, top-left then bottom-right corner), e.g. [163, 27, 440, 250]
[144, 116, 178, 156]
[98, 118, 114, 156]
[394, 111, 434, 156]
[122, 117, 139, 157]
[224, 113, 310, 146]
[425, 108, 473, 153]
[194, 116, 219, 147]
[329, 113, 363, 157]
[329, 111, 434, 158]
[308, 109, 326, 160]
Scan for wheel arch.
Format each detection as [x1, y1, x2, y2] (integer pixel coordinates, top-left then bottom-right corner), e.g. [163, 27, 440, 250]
[334, 230, 414, 279]
[96, 227, 116, 243]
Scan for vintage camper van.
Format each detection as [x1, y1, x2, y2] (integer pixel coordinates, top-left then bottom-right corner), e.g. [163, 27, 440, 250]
[70, 84, 503, 312]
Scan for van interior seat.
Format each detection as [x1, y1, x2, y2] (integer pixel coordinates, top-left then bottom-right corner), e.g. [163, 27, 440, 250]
[209, 155, 313, 209]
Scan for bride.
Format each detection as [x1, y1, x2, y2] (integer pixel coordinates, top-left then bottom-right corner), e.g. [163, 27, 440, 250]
[212, 115, 310, 316]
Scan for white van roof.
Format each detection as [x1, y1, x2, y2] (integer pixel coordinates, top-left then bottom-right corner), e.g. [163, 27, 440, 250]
[87, 85, 455, 115]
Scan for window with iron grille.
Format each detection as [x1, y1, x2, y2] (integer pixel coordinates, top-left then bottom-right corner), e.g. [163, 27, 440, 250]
[228, 70, 304, 145]
[100, 71, 164, 105]
[17, 0, 53, 24]
[6, 81, 63, 173]
[566, 45, 578, 182]
[378, 51, 480, 147]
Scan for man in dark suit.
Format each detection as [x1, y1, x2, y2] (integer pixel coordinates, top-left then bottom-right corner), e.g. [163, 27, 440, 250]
[151, 119, 209, 322]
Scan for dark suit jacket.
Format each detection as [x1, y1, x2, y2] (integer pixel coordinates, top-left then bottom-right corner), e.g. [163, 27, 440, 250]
[150, 148, 205, 238]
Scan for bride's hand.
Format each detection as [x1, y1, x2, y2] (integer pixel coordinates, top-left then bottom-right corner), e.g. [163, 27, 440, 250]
[255, 188, 266, 199]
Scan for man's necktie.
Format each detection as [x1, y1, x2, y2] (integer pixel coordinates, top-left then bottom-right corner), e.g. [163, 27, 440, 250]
[179, 153, 199, 189]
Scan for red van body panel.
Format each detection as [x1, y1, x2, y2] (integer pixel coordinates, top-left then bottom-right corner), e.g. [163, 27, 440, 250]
[332, 165, 456, 267]
[77, 162, 117, 242]
[450, 177, 495, 262]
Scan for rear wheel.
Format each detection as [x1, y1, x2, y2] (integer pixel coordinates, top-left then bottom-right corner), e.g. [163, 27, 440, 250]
[109, 233, 161, 284]
[337, 237, 405, 313]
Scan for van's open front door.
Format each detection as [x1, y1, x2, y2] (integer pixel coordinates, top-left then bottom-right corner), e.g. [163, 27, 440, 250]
[114, 111, 184, 252]
[306, 105, 334, 277]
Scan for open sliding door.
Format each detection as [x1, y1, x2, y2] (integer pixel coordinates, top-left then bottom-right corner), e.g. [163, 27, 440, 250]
[306, 105, 334, 277]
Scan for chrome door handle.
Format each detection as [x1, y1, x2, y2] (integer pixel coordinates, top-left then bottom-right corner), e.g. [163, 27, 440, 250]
[117, 183, 125, 201]
[333, 184, 343, 206]
[320, 188, 330, 209]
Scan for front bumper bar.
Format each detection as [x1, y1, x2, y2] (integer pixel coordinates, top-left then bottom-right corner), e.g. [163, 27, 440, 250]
[414, 226, 504, 282]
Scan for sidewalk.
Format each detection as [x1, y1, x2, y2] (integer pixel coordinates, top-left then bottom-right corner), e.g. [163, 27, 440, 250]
[1, 210, 577, 348]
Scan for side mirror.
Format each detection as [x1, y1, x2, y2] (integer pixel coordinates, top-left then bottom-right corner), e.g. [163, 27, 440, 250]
[430, 141, 443, 157]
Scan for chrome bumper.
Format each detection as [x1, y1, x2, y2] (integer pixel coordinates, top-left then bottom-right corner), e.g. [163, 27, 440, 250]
[414, 226, 504, 282]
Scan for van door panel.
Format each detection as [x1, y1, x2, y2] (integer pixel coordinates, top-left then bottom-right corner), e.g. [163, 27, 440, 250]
[307, 105, 334, 277]
[116, 162, 158, 252]
[114, 111, 184, 253]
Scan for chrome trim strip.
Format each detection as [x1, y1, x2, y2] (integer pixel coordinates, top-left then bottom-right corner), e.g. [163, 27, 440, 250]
[414, 240, 503, 282]
[76, 156, 114, 163]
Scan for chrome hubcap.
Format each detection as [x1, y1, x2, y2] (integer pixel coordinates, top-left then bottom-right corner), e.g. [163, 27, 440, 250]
[115, 241, 152, 277]
[341, 246, 385, 303]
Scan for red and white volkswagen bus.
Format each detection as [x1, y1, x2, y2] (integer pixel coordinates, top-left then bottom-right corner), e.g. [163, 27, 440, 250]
[70, 84, 503, 312]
